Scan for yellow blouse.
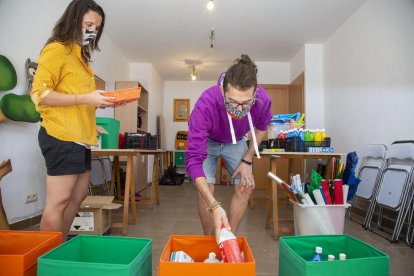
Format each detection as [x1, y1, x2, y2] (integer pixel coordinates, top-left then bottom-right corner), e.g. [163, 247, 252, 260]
[31, 42, 97, 145]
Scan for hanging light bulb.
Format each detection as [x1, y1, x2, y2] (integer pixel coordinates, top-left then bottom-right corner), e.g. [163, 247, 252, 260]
[191, 65, 197, 81]
[207, 0, 214, 11]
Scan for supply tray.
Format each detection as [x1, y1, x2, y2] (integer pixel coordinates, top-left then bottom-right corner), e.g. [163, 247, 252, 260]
[268, 137, 331, 152]
[124, 132, 158, 150]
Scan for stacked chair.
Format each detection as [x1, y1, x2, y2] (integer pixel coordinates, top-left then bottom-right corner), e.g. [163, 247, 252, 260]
[365, 142, 414, 243]
[392, 141, 414, 247]
[348, 144, 387, 228]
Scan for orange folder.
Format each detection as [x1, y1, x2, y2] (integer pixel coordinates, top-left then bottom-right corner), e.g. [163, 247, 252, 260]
[101, 87, 141, 104]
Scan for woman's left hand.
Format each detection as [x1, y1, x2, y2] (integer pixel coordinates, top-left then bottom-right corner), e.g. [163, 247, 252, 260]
[232, 162, 255, 191]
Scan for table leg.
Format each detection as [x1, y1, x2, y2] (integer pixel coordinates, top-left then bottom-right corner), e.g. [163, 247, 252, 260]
[130, 156, 137, 225]
[325, 157, 334, 180]
[271, 158, 279, 239]
[120, 156, 133, 235]
[154, 154, 160, 205]
[110, 157, 119, 197]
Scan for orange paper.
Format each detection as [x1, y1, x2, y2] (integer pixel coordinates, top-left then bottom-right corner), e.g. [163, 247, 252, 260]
[101, 87, 141, 104]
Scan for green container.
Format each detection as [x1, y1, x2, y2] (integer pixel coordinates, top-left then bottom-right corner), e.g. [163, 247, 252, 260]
[175, 151, 185, 167]
[279, 235, 389, 276]
[38, 235, 152, 276]
[96, 117, 120, 149]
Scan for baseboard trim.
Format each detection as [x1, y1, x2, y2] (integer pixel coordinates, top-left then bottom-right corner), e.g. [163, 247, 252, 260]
[10, 214, 42, 230]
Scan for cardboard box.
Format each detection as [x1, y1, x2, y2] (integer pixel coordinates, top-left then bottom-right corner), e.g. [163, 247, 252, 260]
[69, 196, 122, 236]
[159, 235, 255, 276]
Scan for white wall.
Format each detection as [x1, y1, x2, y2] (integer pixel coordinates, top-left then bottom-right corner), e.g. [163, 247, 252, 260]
[324, 0, 414, 155]
[256, 62, 290, 84]
[129, 63, 164, 182]
[0, 0, 129, 224]
[290, 47, 305, 82]
[304, 44, 325, 129]
[163, 81, 215, 151]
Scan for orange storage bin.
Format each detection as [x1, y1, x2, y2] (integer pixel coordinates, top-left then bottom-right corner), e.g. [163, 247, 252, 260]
[158, 235, 255, 276]
[101, 87, 141, 104]
[0, 230, 62, 276]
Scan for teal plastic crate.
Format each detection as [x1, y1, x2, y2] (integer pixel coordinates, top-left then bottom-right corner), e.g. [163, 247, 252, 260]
[279, 235, 389, 276]
[38, 235, 152, 276]
[96, 117, 120, 149]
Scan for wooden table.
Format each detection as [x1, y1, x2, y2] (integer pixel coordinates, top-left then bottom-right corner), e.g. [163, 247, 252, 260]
[259, 152, 345, 239]
[91, 149, 166, 235]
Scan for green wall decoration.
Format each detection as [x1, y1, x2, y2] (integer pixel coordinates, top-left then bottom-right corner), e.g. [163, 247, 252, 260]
[0, 55, 17, 91]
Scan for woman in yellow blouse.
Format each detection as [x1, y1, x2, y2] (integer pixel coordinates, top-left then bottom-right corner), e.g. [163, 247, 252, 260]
[31, 0, 114, 240]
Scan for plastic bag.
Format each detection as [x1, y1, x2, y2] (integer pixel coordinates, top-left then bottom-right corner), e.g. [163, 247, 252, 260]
[341, 151, 361, 201]
[160, 164, 185, 185]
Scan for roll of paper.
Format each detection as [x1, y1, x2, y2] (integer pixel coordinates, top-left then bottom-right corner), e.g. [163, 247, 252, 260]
[342, 185, 349, 203]
[303, 193, 315, 206]
[313, 189, 326, 205]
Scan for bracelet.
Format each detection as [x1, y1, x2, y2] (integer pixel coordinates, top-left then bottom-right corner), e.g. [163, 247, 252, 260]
[207, 201, 222, 214]
[241, 159, 252, 165]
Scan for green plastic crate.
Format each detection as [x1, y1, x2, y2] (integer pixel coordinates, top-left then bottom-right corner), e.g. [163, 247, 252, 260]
[175, 151, 185, 167]
[279, 235, 389, 276]
[38, 235, 152, 276]
[96, 117, 120, 149]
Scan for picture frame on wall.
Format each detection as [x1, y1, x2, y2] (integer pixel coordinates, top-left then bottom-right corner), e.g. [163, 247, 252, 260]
[173, 99, 190, 122]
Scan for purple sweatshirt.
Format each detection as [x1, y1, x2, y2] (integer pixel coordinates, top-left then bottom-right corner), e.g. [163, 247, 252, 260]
[185, 75, 272, 180]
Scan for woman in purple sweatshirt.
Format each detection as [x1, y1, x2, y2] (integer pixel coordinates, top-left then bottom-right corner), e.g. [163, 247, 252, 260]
[185, 54, 272, 239]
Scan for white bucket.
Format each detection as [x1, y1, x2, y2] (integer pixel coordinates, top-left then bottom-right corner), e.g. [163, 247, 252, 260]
[291, 201, 351, 235]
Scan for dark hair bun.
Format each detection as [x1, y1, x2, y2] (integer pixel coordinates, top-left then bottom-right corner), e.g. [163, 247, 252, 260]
[234, 54, 252, 65]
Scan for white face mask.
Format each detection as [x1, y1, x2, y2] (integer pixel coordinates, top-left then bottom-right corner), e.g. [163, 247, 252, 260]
[82, 28, 97, 46]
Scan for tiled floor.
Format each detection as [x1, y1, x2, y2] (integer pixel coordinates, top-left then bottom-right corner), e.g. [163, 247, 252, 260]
[107, 182, 414, 275]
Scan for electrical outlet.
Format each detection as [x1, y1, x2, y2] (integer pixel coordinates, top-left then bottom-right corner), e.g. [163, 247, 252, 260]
[25, 193, 38, 204]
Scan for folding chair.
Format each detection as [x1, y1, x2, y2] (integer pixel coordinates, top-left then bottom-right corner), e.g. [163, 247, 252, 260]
[89, 157, 108, 195]
[347, 144, 387, 228]
[366, 143, 414, 242]
[390, 141, 414, 247]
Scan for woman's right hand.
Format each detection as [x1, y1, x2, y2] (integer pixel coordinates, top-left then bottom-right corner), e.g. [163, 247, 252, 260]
[84, 90, 115, 108]
[213, 206, 231, 243]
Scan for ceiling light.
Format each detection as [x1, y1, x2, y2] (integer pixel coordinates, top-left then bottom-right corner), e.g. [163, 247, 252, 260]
[207, 0, 214, 10]
[191, 66, 197, 81]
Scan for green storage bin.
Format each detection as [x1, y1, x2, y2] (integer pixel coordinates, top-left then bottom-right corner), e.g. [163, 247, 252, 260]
[96, 117, 120, 149]
[175, 151, 185, 167]
[38, 235, 152, 276]
[279, 235, 389, 276]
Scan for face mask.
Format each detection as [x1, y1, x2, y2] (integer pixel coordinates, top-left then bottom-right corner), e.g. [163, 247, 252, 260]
[82, 28, 97, 46]
[224, 103, 251, 120]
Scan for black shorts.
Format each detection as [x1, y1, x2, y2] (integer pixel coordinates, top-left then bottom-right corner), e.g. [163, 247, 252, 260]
[38, 127, 91, 176]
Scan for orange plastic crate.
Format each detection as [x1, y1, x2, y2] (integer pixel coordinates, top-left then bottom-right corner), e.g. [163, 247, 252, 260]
[158, 235, 255, 276]
[101, 87, 141, 104]
[0, 230, 62, 276]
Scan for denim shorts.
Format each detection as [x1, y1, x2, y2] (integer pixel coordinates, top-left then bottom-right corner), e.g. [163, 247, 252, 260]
[38, 127, 91, 176]
[203, 138, 248, 184]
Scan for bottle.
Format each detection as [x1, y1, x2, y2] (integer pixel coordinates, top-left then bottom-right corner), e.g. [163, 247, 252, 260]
[204, 252, 221, 263]
[320, 129, 327, 141]
[310, 246, 323, 262]
[328, 254, 335, 261]
[339, 253, 347, 260]
[309, 129, 315, 142]
[218, 225, 243, 263]
[314, 129, 322, 146]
